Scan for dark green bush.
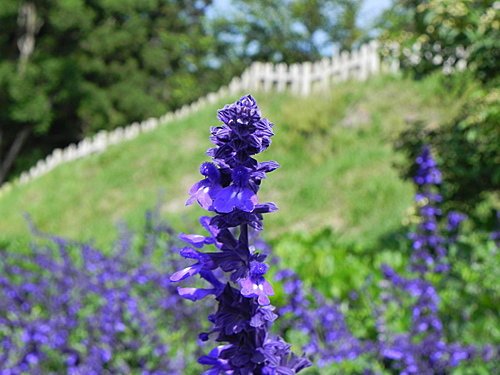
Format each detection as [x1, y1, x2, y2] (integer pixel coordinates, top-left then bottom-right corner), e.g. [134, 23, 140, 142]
[395, 86, 499, 224]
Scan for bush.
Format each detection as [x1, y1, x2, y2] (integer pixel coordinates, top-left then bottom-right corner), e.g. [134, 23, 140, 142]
[379, 0, 499, 82]
[395, 86, 500, 224]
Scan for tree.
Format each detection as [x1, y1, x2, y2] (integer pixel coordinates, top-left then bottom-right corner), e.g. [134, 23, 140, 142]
[378, 0, 499, 81]
[209, 0, 366, 66]
[0, 0, 219, 184]
[329, 0, 364, 51]
[384, 0, 499, 225]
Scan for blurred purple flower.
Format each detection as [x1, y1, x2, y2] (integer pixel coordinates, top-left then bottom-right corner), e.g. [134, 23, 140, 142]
[409, 146, 449, 274]
[0, 209, 202, 374]
[378, 265, 479, 373]
[275, 269, 367, 366]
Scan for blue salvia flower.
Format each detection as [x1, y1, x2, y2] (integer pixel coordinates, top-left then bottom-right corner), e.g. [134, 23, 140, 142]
[170, 95, 310, 374]
[0, 209, 202, 374]
[378, 265, 478, 374]
[373, 147, 492, 373]
[409, 146, 449, 274]
[445, 211, 467, 244]
[490, 210, 500, 248]
[446, 211, 467, 233]
[276, 269, 367, 366]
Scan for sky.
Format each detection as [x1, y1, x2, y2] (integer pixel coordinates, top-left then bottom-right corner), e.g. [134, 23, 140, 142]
[359, 0, 392, 27]
[211, 0, 393, 27]
[209, 0, 393, 55]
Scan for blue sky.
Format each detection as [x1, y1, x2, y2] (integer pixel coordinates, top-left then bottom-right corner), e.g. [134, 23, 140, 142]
[359, 0, 392, 26]
[211, 0, 392, 27]
[209, 0, 393, 56]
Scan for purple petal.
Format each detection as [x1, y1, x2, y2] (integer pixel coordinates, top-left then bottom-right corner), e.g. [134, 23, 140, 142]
[240, 277, 274, 305]
[214, 186, 257, 213]
[187, 180, 220, 210]
[257, 294, 271, 306]
[178, 287, 214, 301]
[179, 247, 201, 259]
[170, 264, 202, 282]
[258, 160, 280, 173]
[382, 347, 404, 360]
[254, 202, 278, 213]
[179, 233, 206, 248]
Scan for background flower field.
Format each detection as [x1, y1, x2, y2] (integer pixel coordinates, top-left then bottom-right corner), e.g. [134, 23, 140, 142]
[0, 0, 498, 374]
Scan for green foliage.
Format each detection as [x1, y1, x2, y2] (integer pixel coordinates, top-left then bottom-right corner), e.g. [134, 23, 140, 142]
[330, 0, 365, 51]
[0, 74, 465, 251]
[396, 84, 500, 222]
[442, 232, 500, 345]
[379, 0, 499, 82]
[272, 229, 372, 300]
[0, 0, 225, 183]
[209, 0, 366, 66]
[210, 0, 324, 64]
[271, 224, 499, 374]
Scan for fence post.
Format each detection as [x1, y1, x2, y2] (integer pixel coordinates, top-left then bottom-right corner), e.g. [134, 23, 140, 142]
[276, 63, 287, 92]
[368, 40, 380, 76]
[331, 54, 340, 83]
[251, 62, 263, 92]
[300, 62, 312, 96]
[319, 58, 330, 92]
[352, 48, 362, 80]
[358, 44, 368, 80]
[262, 63, 273, 92]
[241, 68, 251, 91]
[339, 51, 350, 81]
[217, 85, 228, 99]
[228, 77, 241, 95]
[290, 64, 300, 94]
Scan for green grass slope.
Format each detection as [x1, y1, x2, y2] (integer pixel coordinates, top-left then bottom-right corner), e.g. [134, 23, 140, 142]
[0, 74, 469, 251]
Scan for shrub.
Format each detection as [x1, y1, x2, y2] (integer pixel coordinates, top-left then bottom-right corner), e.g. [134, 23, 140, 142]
[395, 87, 500, 224]
[379, 0, 499, 82]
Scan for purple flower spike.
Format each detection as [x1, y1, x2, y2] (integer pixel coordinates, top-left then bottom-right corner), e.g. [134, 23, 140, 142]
[409, 146, 449, 274]
[372, 147, 486, 373]
[171, 95, 310, 373]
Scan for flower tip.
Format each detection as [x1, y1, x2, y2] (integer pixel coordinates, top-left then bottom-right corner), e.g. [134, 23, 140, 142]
[238, 94, 257, 108]
[169, 272, 183, 282]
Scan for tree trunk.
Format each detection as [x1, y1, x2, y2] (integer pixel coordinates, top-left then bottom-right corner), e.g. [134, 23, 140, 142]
[17, 2, 40, 74]
[0, 2, 41, 184]
[0, 128, 30, 184]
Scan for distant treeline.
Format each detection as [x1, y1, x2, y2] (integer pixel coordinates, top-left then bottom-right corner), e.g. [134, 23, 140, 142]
[0, 0, 366, 184]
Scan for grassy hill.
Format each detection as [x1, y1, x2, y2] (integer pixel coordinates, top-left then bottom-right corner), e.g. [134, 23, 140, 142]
[0, 74, 470, 251]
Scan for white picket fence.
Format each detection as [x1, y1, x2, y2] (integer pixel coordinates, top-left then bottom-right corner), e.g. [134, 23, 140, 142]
[0, 40, 397, 195]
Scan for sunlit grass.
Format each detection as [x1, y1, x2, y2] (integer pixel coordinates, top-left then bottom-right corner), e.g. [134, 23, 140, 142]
[0, 74, 470, 251]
